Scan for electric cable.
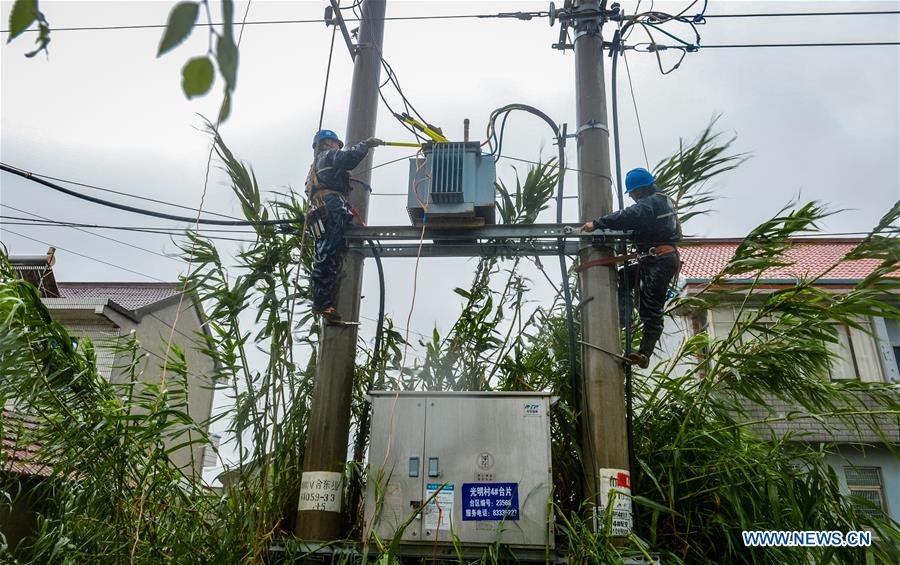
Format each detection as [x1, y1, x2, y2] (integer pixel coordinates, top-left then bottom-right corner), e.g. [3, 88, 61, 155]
[482, 102, 595, 506]
[622, 51, 650, 170]
[0, 218, 257, 243]
[479, 104, 581, 414]
[1, 207, 185, 264]
[3, 228, 168, 282]
[3, 212, 873, 242]
[0, 11, 552, 33]
[4, 9, 896, 33]
[628, 41, 900, 50]
[154, 0, 255, 414]
[5, 168, 243, 220]
[700, 10, 900, 19]
[609, 26, 642, 537]
[347, 238, 385, 527]
[1, 223, 432, 341]
[0, 163, 294, 226]
[0, 155, 414, 218]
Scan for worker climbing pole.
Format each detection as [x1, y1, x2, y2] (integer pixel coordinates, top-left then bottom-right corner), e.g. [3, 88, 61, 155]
[297, 0, 386, 541]
[306, 129, 383, 323]
[581, 168, 682, 368]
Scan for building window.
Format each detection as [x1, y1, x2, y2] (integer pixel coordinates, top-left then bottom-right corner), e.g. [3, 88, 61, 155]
[885, 318, 900, 376]
[825, 321, 883, 383]
[708, 308, 884, 382]
[844, 466, 887, 521]
[707, 306, 775, 344]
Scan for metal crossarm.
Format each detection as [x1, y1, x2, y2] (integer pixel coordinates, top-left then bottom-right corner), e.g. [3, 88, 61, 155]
[344, 223, 630, 258]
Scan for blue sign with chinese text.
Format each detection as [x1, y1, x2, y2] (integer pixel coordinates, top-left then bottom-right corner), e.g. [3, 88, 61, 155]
[461, 482, 519, 521]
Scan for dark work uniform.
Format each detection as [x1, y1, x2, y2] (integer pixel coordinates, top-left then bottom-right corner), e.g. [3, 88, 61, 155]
[592, 191, 682, 358]
[308, 141, 370, 313]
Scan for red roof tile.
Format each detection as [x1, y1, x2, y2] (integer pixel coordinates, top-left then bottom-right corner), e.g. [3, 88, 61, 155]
[57, 282, 180, 311]
[679, 239, 890, 282]
[1, 409, 52, 477]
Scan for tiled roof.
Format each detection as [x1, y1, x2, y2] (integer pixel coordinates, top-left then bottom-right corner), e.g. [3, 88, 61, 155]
[1, 408, 52, 477]
[679, 239, 888, 282]
[56, 282, 180, 311]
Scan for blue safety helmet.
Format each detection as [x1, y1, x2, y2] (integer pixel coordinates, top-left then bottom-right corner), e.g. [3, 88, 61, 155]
[312, 129, 343, 149]
[625, 167, 657, 193]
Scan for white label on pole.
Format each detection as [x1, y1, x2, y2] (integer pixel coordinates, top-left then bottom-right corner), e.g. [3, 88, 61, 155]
[298, 471, 342, 512]
[596, 468, 633, 536]
[424, 483, 454, 531]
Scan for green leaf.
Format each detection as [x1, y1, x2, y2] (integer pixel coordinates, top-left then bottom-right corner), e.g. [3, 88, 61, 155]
[7, 0, 36, 42]
[181, 56, 214, 99]
[216, 34, 238, 91]
[157, 1, 199, 57]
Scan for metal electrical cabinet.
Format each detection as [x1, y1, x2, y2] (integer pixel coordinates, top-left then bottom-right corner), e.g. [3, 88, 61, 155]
[406, 142, 497, 227]
[364, 391, 554, 553]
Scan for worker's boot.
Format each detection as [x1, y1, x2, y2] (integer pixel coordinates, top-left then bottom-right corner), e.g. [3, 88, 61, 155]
[626, 351, 650, 369]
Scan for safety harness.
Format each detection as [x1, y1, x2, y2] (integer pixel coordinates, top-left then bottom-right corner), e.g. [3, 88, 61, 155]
[575, 244, 678, 273]
[577, 193, 683, 272]
[305, 158, 367, 240]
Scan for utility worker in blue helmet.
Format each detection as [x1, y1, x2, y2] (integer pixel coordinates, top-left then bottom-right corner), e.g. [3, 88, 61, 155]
[306, 129, 382, 321]
[582, 167, 682, 368]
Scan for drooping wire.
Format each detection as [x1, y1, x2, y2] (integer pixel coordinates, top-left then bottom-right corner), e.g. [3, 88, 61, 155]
[609, 24, 642, 537]
[621, 1, 704, 74]
[8, 170, 242, 220]
[622, 51, 650, 170]
[0, 163, 294, 226]
[154, 0, 255, 420]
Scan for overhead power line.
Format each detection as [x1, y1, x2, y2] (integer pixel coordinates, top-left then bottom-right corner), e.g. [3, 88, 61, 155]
[2, 209, 879, 242]
[1, 226, 432, 340]
[0, 11, 547, 33]
[0, 163, 281, 226]
[2, 9, 897, 33]
[698, 41, 900, 49]
[0, 155, 418, 226]
[2, 228, 169, 282]
[0, 218, 257, 243]
[629, 41, 900, 51]
[699, 10, 900, 19]
[20, 170, 242, 220]
[1, 206, 187, 263]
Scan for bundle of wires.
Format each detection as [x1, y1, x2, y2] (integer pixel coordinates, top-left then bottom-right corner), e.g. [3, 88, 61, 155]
[483, 104, 555, 162]
[620, 0, 708, 74]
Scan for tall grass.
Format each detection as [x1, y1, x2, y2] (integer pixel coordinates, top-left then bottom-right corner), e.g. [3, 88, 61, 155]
[1, 123, 897, 563]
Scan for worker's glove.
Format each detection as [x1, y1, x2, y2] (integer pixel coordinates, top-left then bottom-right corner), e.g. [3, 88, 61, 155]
[364, 137, 384, 148]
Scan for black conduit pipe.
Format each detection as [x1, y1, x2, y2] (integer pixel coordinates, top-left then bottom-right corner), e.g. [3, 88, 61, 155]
[610, 26, 642, 538]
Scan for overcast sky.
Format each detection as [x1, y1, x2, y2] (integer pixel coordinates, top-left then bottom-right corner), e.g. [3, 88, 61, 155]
[2, 1, 898, 478]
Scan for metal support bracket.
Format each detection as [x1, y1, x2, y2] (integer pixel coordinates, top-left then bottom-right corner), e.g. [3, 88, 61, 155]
[343, 223, 630, 259]
[326, 0, 358, 60]
[548, 1, 620, 51]
[560, 120, 609, 140]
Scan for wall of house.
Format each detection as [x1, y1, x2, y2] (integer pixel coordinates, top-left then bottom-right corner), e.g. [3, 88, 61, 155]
[50, 310, 122, 381]
[48, 302, 215, 479]
[825, 446, 899, 525]
[106, 301, 216, 479]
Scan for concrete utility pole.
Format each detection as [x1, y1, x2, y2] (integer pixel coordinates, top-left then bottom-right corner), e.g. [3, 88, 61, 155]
[572, 0, 631, 526]
[297, 0, 386, 541]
